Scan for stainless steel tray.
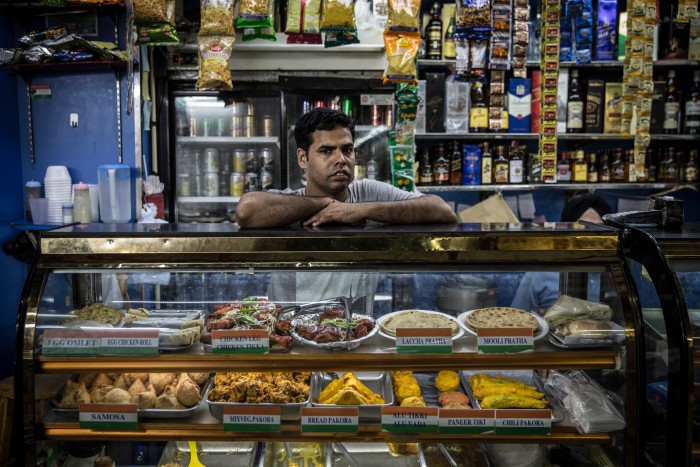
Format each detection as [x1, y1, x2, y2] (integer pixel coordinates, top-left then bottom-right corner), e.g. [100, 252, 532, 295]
[310, 372, 393, 421]
[413, 371, 468, 407]
[52, 376, 211, 420]
[328, 442, 423, 467]
[460, 370, 564, 422]
[258, 442, 327, 467]
[291, 313, 379, 351]
[158, 441, 259, 467]
[205, 378, 310, 421]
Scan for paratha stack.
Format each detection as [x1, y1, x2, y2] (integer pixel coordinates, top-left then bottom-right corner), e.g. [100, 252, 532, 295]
[464, 307, 540, 333]
[380, 310, 460, 337]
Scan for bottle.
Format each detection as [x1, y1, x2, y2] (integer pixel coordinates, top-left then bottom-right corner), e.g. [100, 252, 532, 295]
[443, 16, 456, 60]
[73, 182, 92, 224]
[663, 70, 681, 134]
[557, 151, 571, 182]
[508, 142, 524, 184]
[469, 80, 489, 133]
[419, 149, 434, 185]
[645, 147, 657, 183]
[685, 149, 699, 182]
[611, 149, 626, 182]
[433, 143, 450, 185]
[366, 154, 379, 180]
[425, 2, 443, 60]
[625, 149, 636, 183]
[573, 149, 588, 182]
[566, 69, 584, 133]
[587, 152, 599, 183]
[600, 150, 612, 182]
[25, 180, 42, 222]
[493, 145, 509, 184]
[449, 141, 462, 185]
[354, 147, 366, 179]
[481, 142, 493, 185]
[684, 70, 700, 135]
[665, 148, 679, 182]
[658, 148, 669, 181]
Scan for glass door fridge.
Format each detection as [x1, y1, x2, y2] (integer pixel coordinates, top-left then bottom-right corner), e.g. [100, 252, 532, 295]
[280, 76, 396, 190]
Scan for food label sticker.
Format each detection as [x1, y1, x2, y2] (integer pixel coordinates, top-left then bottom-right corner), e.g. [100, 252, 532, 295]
[381, 406, 439, 433]
[301, 407, 358, 433]
[42, 329, 101, 356]
[29, 85, 51, 99]
[99, 329, 159, 356]
[223, 406, 281, 432]
[477, 328, 534, 353]
[79, 403, 138, 430]
[438, 408, 495, 434]
[494, 409, 551, 435]
[211, 329, 269, 354]
[396, 328, 452, 354]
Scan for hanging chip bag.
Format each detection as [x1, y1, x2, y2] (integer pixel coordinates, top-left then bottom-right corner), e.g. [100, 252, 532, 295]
[382, 30, 419, 83]
[320, 0, 356, 31]
[196, 36, 234, 91]
[200, 0, 235, 36]
[236, 0, 274, 29]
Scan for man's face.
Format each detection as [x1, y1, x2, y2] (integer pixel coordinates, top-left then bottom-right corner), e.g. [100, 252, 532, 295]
[297, 126, 355, 198]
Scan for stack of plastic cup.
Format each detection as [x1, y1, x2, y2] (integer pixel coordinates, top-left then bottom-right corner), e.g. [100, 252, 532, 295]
[43, 166, 72, 224]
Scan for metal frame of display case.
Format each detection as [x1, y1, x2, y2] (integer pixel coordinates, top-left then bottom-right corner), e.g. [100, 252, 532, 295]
[15, 223, 642, 466]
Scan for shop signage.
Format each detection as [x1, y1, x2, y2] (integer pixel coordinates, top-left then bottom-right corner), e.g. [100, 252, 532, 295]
[223, 406, 281, 432]
[381, 406, 439, 433]
[301, 407, 358, 433]
[42, 329, 101, 356]
[477, 328, 534, 353]
[211, 329, 269, 354]
[79, 403, 138, 430]
[438, 408, 495, 435]
[494, 409, 551, 435]
[396, 328, 452, 354]
[100, 329, 159, 356]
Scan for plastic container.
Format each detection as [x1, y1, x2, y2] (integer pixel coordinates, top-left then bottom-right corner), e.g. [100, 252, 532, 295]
[73, 182, 92, 224]
[62, 203, 74, 224]
[25, 180, 42, 222]
[97, 164, 132, 223]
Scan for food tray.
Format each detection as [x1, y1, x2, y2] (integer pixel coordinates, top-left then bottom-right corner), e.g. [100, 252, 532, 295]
[310, 372, 393, 420]
[376, 310, 465, 341]
[125, 309, 205, 329]
[205, 380, 310, 421]
[158, 441, 259, 467]
[460, 370, 564, 422]
[548, 321, 626, 348]
[457, 309, 549, 341]
[259, 442, 327, 467]
[328, 442, 424, 467]
[157, 327, 202, 352]
[291, 313, 379, 351]
[52, 376, 211, 420]
[412, 372, 468, 408]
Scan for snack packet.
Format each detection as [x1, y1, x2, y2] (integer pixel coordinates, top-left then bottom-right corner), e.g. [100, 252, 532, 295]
[382, 30, 419, 83]
[200, 0, 235, 36]
[196, 36, 234, 91]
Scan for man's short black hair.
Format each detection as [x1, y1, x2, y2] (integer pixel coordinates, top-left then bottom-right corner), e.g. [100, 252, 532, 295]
[561, 194, 613, 222]
[294, 107, 355, 153]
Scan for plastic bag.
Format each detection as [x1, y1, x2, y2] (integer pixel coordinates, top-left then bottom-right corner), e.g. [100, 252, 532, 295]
[196, 36, 234, 91]
[199, 0, 235, 35]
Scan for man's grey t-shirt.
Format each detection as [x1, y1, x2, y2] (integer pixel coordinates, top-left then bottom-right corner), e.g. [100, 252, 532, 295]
[267, 179, 423, 313]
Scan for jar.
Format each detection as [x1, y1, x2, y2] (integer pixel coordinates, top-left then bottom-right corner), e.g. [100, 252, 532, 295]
[73, 182, 92, 224]
[62, 203, 74, 224]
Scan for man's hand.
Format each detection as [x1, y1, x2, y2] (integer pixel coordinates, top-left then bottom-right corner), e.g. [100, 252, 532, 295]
[303, 200, 368, 227]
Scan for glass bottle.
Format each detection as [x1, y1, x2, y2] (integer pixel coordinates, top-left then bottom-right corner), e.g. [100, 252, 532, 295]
[443, 16, 456, 60]
[572, 149, 588, 182]
[353, 147, 366, 180]
[645, 147, 657, 183]
[425, 2, 443, 60]
[599, 150, 612, 182]
[469, 80, 489, 133]
[685, 149, 699, 182]
[658, 148, 669, 181]
[433, 143, 450, 185]
[481, 142, 493, 185]
[684, 70, 700, 135]
[449, 141, 462, 185]
[663, 70, 681, 134]
[625, 149, 636, 183]
[419, 148, 434, 185]
[566, 69, 584, 133]
[366, 154, 379, 180]
[509, 142, 524, 184]
[665, 148, 679, 182]
[587, 152, 599, 183]
[557, 151, 572, 182]
[493, 145, 509, 184]
[611, 149, 626, 182]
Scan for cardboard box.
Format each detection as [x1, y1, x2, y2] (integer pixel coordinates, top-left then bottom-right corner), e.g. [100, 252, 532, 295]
[650, 81, 667, 134]
[604, 82, 622, 134]
[462, 144, 481, 185]
[508, 78, 532, 133]
[584, 80, 605, 133]
[531, 70, 541, 133]
[425, 72, 446, 133]
[595, 0, 618, 61]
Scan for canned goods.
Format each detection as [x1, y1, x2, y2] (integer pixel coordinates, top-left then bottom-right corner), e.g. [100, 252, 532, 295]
[203, 148, 219, 173]
[218, 176, 230, 196]
[245, 172, 260, 192]
[232, 116, 244, 137]
[233, 149, 246, 173]
[259, 147, 274, 170]
[230, 173, 244, 196]
[189, 117, 198, 137]
[178, 173, 191, 196]
[234, 101, 249, 117]
[245, 115, 255, 137]
[202, 118, 211, 137]
[219, 150, 232, 173]
[192, 150, 203, 174]
[193, 174, 203, 196]
[260, 168, 273, 191]
[261, 115, 274, 137]
[203, 172, 219, 196]
[215, 117, 227, 136]
[246, 148, 259, 172]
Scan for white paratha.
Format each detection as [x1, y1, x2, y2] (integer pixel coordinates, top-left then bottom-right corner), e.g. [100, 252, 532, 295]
[380, 310, 460, 337]
[465, 307, 539, 332]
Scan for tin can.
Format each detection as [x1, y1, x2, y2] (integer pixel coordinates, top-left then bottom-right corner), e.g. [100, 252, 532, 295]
[340, 97, 354, 119]
[245, 115, 255, 137]
[246, 148, 259, 172]
[232, 116, 244, 137]
[261, 115, 274, 137]
[219, 150, 232, 173]
[259, 147, 274, 170]
[178, 173, 191, 196]
[203, 148, 219, 172]
[230, 173, 245, 196]
[385, 107, 394, 127]
[314, 98, 325, 108]
[192, 150, 203, 174]
[202, 118, 211, 137]
[233, 149, 246, 173]
[203, 172, 219, 196]
[244, 172, 260, 192]
[189, 117, 198, 137]
[215, 117, 227, 136]
[260, 168, 273, 191]
[370, 105, 382, 126]
[218, 176, 230, 196]
[193, 174, 203, 196]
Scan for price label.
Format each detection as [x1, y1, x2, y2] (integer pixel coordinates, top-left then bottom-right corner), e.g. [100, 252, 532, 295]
[223, 406, 281, 432]
[42, 329, 100, 356]
[396, 328, 452, 354]
[301, 407, 358, 433]
[477, 328, 534, 354]
[79, 403, 138, 430]
[211, 329, 269, 354]
[495, 409, 552, 435]
[381, 406, 439, 434]
[438, 408, 495, 435]
[100, 329, 159, 356]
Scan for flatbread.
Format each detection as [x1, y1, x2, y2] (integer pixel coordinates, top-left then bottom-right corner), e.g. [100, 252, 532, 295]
[381, 310, 460, 337]
[62, 304, 123, 326]
[465, 307, 539, 332]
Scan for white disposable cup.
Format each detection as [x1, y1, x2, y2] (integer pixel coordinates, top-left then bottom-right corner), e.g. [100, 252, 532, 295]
[44, 165, 70, 181]
[29, 198, 49, 224]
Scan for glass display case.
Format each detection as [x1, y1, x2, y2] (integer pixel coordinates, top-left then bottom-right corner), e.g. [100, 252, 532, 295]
[16, 223, 652, 466]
